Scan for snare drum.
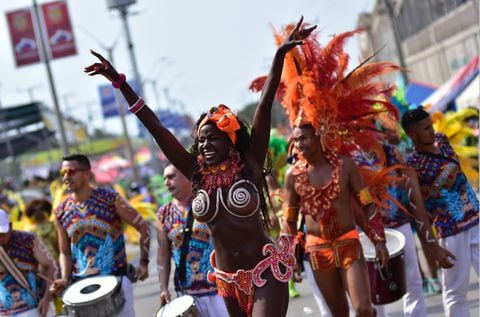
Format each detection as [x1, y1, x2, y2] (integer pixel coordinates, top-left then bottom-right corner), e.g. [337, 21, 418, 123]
[156, 295, 198, 317]
[62, 275, 125, 317]
[359, 228, 406, 305]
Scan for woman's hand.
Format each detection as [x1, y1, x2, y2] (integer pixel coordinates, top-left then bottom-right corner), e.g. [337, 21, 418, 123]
[84, 49, 121, 83]
[278, 16, 317, 53]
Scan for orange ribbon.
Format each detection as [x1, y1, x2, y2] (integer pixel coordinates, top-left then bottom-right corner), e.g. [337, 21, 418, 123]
[198, 104, 240, 145]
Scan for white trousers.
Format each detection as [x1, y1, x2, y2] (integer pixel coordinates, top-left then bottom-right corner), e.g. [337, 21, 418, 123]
[376, 223, 427, 317]
[118, 276, 136, 317]
[439, 224, 479, 317]
[194, 294, 229, 317]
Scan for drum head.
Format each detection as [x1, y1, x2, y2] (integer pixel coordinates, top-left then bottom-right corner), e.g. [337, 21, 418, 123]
[157, 295, 195, 317]
[63, 275, 119, 305]
[359, 228, 406, 260]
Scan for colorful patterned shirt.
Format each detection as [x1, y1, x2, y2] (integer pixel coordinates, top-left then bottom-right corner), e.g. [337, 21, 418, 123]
[157, 202, 217, 296]
[55, 187, 127, 278]
[352, 145, 411, 228]
[0, 231, 41, 316]
[406, 133, 479, 238]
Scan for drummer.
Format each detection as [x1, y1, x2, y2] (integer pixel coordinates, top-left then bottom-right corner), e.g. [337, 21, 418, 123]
[0, 208, 57, 317]
[352, 133, 455, 316]
[402, 107, 479, 317]
[50, 154, 151, 317]
[156, 164, 228, 316]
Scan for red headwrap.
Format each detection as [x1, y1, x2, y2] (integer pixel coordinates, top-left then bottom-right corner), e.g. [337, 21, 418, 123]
[197, 104, 240, 145]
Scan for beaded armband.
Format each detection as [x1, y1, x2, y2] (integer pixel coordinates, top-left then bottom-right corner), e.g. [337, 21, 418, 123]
[283, 205, 300, 223]
[357, 187, 374, 206]
[365, 209, 386, 244]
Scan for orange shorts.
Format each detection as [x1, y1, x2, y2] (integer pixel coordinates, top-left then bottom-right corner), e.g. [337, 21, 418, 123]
[305, 229, 361, 272]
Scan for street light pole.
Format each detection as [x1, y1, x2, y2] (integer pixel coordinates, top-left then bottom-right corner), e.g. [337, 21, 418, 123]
[32, 0, 70, 155]
[115, 4, 160, 173]
[106, 48, 139, 183]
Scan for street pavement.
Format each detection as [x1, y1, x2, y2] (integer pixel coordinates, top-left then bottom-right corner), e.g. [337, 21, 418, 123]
[130, 226, 479, 316]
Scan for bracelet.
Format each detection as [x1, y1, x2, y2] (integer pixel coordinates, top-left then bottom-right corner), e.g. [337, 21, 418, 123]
[357, 187, 374, 206]
[129, 97, 145, 114]
[366, 209, 386, 244]
[112, 73, 126, 89]
[140, 258, 149, 266]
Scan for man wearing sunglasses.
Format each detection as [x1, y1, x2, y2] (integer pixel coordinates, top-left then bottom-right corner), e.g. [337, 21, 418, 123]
[50, 154, 151, 317]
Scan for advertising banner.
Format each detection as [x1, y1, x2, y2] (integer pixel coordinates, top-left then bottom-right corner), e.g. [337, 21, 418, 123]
[6, 8, 41, 67]
[41, 1, 76, 59]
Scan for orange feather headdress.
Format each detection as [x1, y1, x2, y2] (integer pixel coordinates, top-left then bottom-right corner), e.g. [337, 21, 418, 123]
[250, 26, 401, 155]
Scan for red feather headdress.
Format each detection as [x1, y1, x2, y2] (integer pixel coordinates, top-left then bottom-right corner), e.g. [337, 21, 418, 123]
[250, 25, 401, 156]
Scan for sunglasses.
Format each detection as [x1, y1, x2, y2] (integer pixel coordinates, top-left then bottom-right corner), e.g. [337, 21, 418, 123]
[59, 167, 88, 177]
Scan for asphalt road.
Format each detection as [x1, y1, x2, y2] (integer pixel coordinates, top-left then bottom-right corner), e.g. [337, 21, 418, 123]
[130, 226, 479, 317]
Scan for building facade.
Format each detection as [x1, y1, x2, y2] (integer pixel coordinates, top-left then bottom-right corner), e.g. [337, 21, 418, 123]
[358, 0, 479, 86]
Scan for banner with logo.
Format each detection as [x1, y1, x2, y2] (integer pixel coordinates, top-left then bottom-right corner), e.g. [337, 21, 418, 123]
[40, 1, 76, 59]
[6, 8, 41, 67]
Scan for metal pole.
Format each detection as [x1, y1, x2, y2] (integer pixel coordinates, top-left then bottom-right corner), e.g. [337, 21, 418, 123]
[107, 48, 139, 183]
[382, 0, 409, 84]
[32, 0, 70, 155]
[118, 5, 160, 173]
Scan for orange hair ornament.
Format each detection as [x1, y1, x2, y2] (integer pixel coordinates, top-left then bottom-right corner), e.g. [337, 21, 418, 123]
[198, 104, 240, 145]
[250, 25, 401, 155]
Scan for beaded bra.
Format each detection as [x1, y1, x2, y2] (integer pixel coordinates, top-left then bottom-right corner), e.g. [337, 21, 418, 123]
[192, 154, 260, 222]
[293, 155, 343, 238]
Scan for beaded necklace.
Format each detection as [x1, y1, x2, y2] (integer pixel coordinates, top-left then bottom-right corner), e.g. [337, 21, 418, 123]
[198, 150, 244, 195]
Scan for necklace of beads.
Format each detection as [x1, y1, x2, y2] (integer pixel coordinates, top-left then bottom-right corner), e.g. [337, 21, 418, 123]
[198, 151, 244, 195]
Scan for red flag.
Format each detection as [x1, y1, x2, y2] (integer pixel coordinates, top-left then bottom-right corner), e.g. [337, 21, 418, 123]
[6, 8, 41, 67]
[41, 1, 77, 59]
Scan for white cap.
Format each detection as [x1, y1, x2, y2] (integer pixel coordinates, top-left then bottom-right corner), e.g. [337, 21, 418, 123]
[0, 209, 11, 233]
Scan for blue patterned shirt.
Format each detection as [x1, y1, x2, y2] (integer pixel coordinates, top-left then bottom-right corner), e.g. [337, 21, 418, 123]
[406, 133, 479, 238]
[157, 202, 217, 296]
[352, 145, 411, 228]
[55, 187, 127, 278]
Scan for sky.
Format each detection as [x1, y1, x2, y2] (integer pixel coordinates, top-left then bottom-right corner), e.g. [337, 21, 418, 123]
[0, 0, 375, 135]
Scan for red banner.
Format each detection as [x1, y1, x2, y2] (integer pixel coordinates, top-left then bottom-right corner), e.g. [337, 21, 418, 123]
[6, 8, 41, 67]
[41, 1, 76, 59]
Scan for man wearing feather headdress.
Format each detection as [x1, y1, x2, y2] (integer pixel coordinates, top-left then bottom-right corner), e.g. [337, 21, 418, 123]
[50, 154, 151, 317]
[402, 107, 479, 317]
[250, 25, 401, 316]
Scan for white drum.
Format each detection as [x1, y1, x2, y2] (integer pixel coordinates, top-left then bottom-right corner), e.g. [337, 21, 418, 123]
[156, 295, 198, 317]
[62, 275, 125, 317]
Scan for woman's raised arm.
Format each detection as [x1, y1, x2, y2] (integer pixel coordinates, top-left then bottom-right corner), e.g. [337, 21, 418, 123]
[85, 50, 195, 179]
[247, 17, 316, 169]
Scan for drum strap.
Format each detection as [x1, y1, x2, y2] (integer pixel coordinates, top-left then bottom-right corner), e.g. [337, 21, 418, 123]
[178, 205, 194, 288]
[0, 246, 32, 293]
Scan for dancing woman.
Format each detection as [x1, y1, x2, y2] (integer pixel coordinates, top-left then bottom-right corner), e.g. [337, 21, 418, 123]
[85, 17, 315, 317]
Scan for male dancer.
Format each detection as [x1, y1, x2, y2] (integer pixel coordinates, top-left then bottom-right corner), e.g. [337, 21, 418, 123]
[402, 107, 478, 316]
